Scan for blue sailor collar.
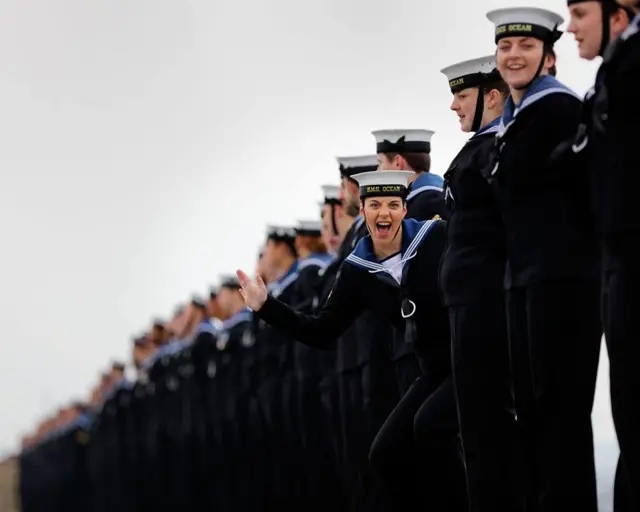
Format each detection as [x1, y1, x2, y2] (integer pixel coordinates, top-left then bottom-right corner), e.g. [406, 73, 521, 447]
[193, 318, 220, 338]
[268, 260, 299, 298]
[498, 75, 580, 137]
[298, 252, 334, 270]
[222, 307, 253, 331]
[406, 172, 444, 202]
[140, 340, 185, 370]
[102, 377, 133, 401]
[622, 13, 640, 41]
[473, 116, 500, 138]
[344, 218, 439, 285]
[353, 215, 365, 231]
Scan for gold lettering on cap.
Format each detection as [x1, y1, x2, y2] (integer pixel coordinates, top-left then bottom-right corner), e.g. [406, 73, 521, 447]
[449, 77, 464, 88]
[508, 23, 532, 32]
[364, 185, 402, 193]
[498, 23, 533, 34]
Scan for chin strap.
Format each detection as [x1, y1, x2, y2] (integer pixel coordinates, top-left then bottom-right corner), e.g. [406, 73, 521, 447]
[600, 1, 613, 56]
[514, 26, 562, 91]
[471, 86, 484, 132]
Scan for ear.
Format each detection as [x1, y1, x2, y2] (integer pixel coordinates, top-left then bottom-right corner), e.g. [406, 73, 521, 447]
[543, 52, 556, 72]
[359, 202, 365, 215]
[612, 7, 630, 32]
[396, 154, 407, 169]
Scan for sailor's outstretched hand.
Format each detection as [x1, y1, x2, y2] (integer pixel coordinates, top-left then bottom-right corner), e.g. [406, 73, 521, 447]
[236, 269, 268, 311]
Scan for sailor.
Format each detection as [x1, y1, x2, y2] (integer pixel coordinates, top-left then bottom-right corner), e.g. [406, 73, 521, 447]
[315, 183, 351, 507]
[337, 155, 399, 510]
[289, 219, 337, 506]
[372, 129, 447, 221]
[486, 7, 602, 510]
[237, 170, 465, 510]
[255, 224, 301, 507]
[373, 131, 448, 401]
[438, 54, 521, 512]
[565, 1, 639, 508]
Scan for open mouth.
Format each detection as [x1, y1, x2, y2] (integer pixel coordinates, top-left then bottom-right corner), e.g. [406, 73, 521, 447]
[375, 221, 392, 237]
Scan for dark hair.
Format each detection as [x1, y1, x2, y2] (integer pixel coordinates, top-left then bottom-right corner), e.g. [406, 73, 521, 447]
[272, 238, 298, 259]
[483, 74, 510, 97]
[363, 196, 407, 207]
[381, 152, 431, 172]
[546, 47, 557, 76]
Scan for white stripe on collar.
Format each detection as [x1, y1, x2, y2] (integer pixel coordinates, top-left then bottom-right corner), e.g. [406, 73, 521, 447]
[298, 257, 332, 270]
[406, 185, 443, 201]
[477, 124, 499, 136]
[271, 271, 299, 297]
[345, 219, 437, 271]
[622, 14, 640, 40]
[498, 87, 580, 137]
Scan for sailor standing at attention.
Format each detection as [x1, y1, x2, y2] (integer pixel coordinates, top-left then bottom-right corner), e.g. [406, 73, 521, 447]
[438, 54, 521, 512]
[486, 6, 602, 511]
[565, 0, 639, 509]
[372, 129, 448, 221]
[237, 170, 466, 511]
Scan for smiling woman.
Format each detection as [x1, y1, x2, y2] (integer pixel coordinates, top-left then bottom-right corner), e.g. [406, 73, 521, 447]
[357, 171, 410, 259]
[236, 170, 466, 509]
[486, 6, 602, 511]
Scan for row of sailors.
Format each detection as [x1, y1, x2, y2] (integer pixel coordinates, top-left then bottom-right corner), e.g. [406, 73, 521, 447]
[238, 1, 640, 511]
[19, 0, 640, 510]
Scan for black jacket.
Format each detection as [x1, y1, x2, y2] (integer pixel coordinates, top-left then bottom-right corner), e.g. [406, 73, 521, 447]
[440, 119, 506, 305]
[257, 219, 450, 380]
[406, 171, 448, 221]
[489, 76, 598, 287]
[579, 18, 640, 235]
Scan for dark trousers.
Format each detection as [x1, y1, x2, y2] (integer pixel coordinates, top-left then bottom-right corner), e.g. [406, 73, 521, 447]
[449, 297, 522, 512]
[338, 367, 365, 511]
[369, 370, 467, 511]
[602, 236, 640, 512]
[257, 375, 286, 509]
[358, 360, 399, 511]
[319, 373, 347, 508]
[297, 376, 343, 510]
[614, 455, 632, 512]
[507, 279, 601, 512]
[394, 354, 421, 396]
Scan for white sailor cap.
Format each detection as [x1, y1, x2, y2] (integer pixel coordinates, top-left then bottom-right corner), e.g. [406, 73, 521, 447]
[371, 129, 434, 154]
[321, 184, 340, 201]
[266, 225, 296, 240]
[352, 170, 414, 199]
[440, 55, 498, 93]
[336, 155, 379, 178]
[295, 220, 322, 236]
[219, 275, 241, 289]
[486, 7, 563, 43]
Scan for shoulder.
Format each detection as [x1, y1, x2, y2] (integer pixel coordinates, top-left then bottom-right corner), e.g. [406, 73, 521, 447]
[529, 92, 581, 116]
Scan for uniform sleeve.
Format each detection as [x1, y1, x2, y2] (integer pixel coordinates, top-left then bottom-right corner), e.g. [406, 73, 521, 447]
[608, 36, 640, 178]
[409, 191, 448, 221]
[255, 263, 364, 349]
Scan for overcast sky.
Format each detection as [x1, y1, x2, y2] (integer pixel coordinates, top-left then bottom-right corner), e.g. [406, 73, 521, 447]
[0, 0, 618, 504]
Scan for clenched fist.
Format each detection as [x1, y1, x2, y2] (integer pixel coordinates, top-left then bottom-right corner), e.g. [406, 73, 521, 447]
[236, 269, 268, 311]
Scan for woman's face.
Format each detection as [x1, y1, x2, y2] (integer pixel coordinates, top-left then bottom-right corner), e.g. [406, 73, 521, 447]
[450, 87, 480, 133]
[361, 196, 406, 246]
[321, 204, 342, 253]
[568, 1, 603, 60]
[496, 36, 550, 90]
